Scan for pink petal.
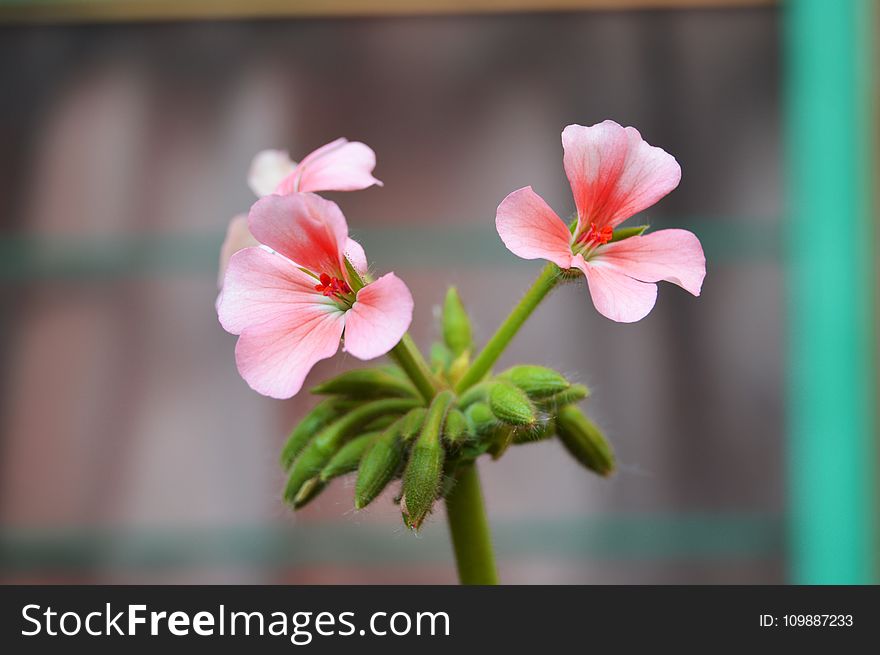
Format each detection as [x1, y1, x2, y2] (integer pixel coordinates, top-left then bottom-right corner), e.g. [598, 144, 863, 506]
[345, 237, 369, 276]
[217, 247, 346, 398]
[572, 254, 658, 323]
[343, 273, 413, 360]
[247, 149, 296, 197]
[218, 214, 258, 288]
[593, 228, 706, 296]
[495, 186, 574, 269]
[275, 138, 383, 194]
[235, 305, 345, 399]
[562, 121, 681, 233]
[218, 246, 332, 335]
[247, 192, 348, 278]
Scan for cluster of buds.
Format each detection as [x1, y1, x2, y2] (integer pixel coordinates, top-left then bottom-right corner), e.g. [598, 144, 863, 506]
[280, 286, 613, 530]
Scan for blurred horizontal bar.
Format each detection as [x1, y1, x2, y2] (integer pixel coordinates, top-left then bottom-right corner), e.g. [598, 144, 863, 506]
[0, 513, 782, 573]
[0, 0, 778, 25]
[0, 217, 779, 282]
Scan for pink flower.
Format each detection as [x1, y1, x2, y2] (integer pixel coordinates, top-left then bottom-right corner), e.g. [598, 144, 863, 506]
[218, 139, 382, 285]
[496, 121, 706, 323]
[248, 138, 383, 198]
[218, 193, 412, 399]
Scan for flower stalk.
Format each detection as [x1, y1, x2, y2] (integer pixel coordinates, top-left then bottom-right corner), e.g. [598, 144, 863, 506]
[455, 263, 562, 394]
[388, 334, 438, 403]
[445, 463, 499, 585]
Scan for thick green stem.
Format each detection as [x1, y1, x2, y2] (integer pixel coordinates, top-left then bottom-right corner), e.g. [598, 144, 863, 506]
[455, 263, 562, 393]
[445, 463, 499, 584]
[389, 333, 438, 403]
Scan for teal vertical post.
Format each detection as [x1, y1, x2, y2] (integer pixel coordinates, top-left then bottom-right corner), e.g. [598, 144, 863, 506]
[785, 0, 876, 583]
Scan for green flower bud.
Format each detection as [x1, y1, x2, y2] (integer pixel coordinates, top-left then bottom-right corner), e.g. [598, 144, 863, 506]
[401, 444, 445, 530]
[457, 382, 490, 408]
[355, 422, 405, 510]
[430, 342, 452, 374]
[512, 419, 556, 444]
[310, 368, 417, 399]
[363, 414, 399, 431]
[555, 405, 615, 477]
[500, 365, 570, 399]
[610, 224, 649, 242]
[442, 286, 472, 357]
[447, 350, 470, 385]
[292, 476, 326, 509]
[320, 431, 380, 482]
[535, 383, 591, 410]
[458, 440, 492, 461]
[401, 390, 453, 530]
[284, 397, 419, 503]
[488, 424, 515, 459]
[464, 401, 496, 434]
[280, 398, 348, 471]
[378, 364, 408, 380]
[399, 407, 428, 441]
[488, 380, 537, 426]
[443, 408, 471, 445]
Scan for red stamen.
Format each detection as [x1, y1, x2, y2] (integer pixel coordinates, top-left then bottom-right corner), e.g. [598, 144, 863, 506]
[314, 274, 352, 299]
[578, 223, 614, 248]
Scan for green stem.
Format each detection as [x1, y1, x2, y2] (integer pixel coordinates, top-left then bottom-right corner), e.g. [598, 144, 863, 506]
[445, 463, 499, 584]
[455, 263, 562, 393]
[389, 334, 438, 403]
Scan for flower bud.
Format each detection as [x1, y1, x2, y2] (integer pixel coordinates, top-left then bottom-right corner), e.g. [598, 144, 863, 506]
[447, 350, 470, 385]
[464, 401, 496, 434]
[457, 382, 490, 408]
[488, 380, 537, 426]
[535, 383, 591, 410]
[355, 423, 405, 510]
[401, 391, 453, 530]
[512, 419, 556, 444]
[363, 415, 399, 431]
[430, 342, 452, 374]
[379, 364, 409, 379]
[310, 368, 417, 399]
[443, 408, 471, 445]
[292, 476, 326, 509]
[280, 398, 347, 471]
[399, 407, 428, 441]
[401, 443, 445, 530]
[500, 365, 570, 399]
[284, 397, 419, 503]
[320, 431, 380, 482]
[555, 405, 615, 476]
[442, 286, 473, 357]
[488, 424, 514, 459]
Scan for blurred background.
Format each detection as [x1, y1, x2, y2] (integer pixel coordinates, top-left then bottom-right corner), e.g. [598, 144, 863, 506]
[0, 0, 874, 584]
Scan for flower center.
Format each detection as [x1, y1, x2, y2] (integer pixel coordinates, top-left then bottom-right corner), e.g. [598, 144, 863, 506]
[315, 273, 353, 301]
[577, 222, 614, 248]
